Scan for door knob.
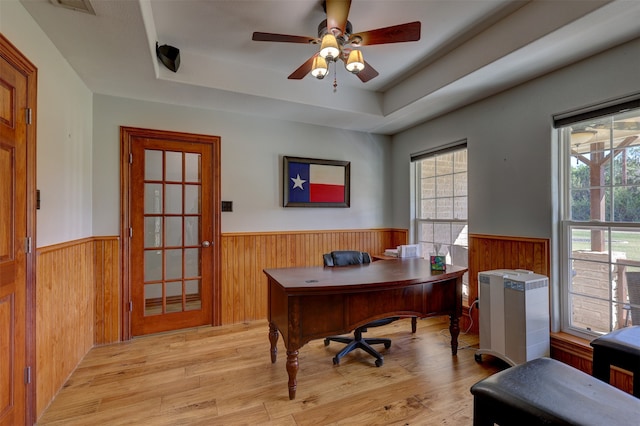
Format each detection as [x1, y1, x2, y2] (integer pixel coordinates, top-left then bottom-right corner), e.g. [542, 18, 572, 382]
[202, 241, 211, 248]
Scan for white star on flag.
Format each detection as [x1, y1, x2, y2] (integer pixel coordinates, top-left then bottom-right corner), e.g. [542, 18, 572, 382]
[291, 174, 306, 190]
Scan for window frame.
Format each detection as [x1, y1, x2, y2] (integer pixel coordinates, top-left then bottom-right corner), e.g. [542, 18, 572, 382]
[556, 101, 640, 339]
[411, 143, 468, 302]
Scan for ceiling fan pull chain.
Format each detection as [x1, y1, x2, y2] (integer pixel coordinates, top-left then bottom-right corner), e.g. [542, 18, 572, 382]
[333, 64, 338, 93]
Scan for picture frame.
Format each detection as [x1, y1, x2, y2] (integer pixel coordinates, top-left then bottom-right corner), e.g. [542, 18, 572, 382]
[283, 156, 350, 208]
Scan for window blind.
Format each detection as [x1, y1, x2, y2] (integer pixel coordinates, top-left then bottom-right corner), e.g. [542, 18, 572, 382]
[410, 139, 467, 163]
[553, 93, 640, 128]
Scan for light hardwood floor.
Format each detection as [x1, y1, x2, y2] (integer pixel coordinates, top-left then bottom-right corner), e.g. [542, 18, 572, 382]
[37, 317, 506, 425]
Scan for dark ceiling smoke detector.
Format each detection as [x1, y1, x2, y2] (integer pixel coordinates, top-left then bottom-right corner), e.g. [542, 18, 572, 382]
[156, 43, 180, 72]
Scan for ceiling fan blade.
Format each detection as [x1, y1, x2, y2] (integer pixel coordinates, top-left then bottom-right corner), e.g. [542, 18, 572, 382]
[252, 32, 317, 44]
[325, 0, 351, 35]
[350, 21, 421, 46]
[288, 55, 317, 80]
[356, 61, 379, 83]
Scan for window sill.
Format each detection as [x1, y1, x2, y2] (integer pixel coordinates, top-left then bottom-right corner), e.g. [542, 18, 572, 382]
[550, 331, 593, 366]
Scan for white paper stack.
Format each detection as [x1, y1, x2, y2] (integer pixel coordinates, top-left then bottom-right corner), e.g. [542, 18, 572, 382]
[397, 244, 421, 258]
[383, 248, 398, 257]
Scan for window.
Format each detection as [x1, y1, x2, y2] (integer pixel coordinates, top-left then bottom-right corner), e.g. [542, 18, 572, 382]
[412, 144, 468, 302]
[558, 103, 640, 337]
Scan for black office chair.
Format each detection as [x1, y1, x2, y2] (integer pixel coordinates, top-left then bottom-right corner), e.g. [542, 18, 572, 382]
[628, 272, 640, 326]
[322, 250, 400, 367]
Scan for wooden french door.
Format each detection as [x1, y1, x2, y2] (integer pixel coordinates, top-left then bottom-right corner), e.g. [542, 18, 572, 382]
[122, 127, 220, 337]
[0, 35, 37, 425]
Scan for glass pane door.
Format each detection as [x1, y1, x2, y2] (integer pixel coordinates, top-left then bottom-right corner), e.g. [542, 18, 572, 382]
[127, 129, 218, 337]
[142, 149, 203, 316]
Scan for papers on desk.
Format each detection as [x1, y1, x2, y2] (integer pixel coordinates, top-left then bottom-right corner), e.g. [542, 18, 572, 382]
[398, 244, 421, 258]
[384, 245, 422, 258]
[383, 248, 398, 257]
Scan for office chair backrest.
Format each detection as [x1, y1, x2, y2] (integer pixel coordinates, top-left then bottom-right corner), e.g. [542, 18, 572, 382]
[628, 272, 640, 325]
[323, 250, 371, 267]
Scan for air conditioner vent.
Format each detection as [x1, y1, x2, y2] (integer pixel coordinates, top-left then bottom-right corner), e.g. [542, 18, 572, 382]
[50, 0, 95, 15]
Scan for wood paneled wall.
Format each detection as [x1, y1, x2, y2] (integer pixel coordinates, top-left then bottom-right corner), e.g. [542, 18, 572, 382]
[36, 236, 119, 417]
[551, 333, 633, 394]
[34, 229, 636, 411]
[34, 230, 404, 416]
[93, 238, 120, 345]
[220, 228, 408, 324]
[467, 234, 550, 333]
[46, 232, 627, 412]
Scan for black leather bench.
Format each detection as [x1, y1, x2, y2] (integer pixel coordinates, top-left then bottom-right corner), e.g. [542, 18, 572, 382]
[470, 357, 640, 425]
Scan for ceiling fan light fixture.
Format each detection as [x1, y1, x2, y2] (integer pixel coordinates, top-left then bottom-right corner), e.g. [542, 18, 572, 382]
[319, 34, 340, 60]
[310, 56, 328, 79]
[345, 50, 365, 73]
[349, 35, 363, 47]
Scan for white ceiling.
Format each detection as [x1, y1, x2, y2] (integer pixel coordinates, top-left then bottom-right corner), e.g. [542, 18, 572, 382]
[19, 0, 640, 135]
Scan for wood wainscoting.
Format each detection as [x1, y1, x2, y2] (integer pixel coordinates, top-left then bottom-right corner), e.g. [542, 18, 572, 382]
[551, 332, 633, 394]
[36, 237, 119, 416]
[42, 232, 627, 412]
[34, 229, 405, 417]
[34, 230, 634, 416]
[467, 234, 550, 333]
[220, 228, 408, 324]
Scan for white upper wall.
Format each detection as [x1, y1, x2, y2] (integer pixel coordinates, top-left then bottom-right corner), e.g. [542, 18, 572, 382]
[92, 95, 392, 235]
[3, 0, 392, 245]
[5, 0, 639, 247]
[1, 0, 93, 248]
[391, 37, 640, 240]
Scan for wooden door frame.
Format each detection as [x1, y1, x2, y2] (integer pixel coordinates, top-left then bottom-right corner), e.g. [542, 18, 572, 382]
[0, 34, 37, 425]
[120, 126, 221, 340]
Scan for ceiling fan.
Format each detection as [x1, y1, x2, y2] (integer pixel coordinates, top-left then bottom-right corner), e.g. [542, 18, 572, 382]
[252, 0, 421, 83]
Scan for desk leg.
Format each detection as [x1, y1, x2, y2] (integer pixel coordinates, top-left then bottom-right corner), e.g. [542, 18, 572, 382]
[449, 314, 460, 355]
[286, 350, 299, 400]
[269, 322, 279, 363]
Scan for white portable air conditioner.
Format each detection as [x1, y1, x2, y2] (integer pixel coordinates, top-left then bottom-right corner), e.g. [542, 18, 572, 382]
[475, 269, 550, 366]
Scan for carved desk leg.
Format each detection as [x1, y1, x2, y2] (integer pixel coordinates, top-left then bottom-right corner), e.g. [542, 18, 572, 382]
[449, 314, 460, 355]
[286, 349, 299, 400]
[269, 322, 279, 363]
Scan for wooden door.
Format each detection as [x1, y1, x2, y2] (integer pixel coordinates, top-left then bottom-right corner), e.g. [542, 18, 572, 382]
[0, 35, 37, 425]
[122, 128, 221, 337]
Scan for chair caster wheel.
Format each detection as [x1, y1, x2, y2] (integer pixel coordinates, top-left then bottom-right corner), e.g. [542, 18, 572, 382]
[375, 358, 383, 367]
[332, 357, 340, 365]
[475, 353, 482, 363]
[384, 342, 391, 349]
[324, 339, 330, 346]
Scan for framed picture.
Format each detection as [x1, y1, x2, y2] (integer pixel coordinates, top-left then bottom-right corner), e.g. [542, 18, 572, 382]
[283, 156, 350, 207]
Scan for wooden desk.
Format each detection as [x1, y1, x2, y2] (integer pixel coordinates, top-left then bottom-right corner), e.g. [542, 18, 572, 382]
[371, 253, 398, 261]
[263, 258, 467, 399]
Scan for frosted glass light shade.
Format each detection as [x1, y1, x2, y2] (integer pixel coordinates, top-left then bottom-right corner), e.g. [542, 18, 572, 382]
[319, 34, 340, 60]
[310, 56, 328, 79]
[345, 50, 365, 73]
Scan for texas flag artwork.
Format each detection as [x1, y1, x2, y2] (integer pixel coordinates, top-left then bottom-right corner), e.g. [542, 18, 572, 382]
[287, 160, 347, 204]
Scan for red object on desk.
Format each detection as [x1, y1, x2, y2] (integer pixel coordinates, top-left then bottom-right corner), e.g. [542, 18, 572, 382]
[263, 258, 467, 400]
